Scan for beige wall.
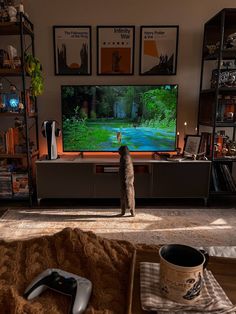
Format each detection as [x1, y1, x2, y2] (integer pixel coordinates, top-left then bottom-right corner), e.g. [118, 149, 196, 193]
[26, 0, 236, 154]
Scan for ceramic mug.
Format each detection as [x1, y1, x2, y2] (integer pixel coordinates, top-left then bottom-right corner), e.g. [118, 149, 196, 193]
[159, 244, 208, 304]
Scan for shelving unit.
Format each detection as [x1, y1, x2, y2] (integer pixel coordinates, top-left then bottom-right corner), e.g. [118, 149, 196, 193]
[0, 13, 39, 205]
[198, 8, 236, 197]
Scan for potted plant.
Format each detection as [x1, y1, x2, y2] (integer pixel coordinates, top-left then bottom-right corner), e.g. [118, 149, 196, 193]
[25, 53, 44, 97]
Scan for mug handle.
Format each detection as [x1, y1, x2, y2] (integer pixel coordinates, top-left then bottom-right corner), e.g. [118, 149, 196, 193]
[199, 249, 209, 269]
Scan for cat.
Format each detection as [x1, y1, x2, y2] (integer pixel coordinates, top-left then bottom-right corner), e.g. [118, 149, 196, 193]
[118, 145, 135, 216]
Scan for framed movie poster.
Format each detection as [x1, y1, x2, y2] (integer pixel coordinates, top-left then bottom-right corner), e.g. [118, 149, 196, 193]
[97, 26, 135, 75]
[53, 26, 91, 75]
[140, 25, 179, 75]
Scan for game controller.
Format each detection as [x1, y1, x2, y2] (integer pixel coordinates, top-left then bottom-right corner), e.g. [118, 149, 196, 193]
[24, 268, 92, 314]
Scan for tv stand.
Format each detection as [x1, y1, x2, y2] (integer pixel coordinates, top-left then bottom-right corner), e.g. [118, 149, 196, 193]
[36, 158, 211, 205]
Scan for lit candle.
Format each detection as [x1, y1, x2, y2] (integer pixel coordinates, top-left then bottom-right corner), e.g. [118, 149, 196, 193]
[176, 131, 180, 148]
[184, 121, 187, 138]
[195, 127, 198, 134]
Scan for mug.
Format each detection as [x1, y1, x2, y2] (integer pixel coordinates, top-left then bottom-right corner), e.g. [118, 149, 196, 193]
[159, 244, 208, 304]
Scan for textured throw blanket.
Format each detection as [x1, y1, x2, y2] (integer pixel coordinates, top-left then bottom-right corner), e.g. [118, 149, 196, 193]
[0, 227, 146, 314]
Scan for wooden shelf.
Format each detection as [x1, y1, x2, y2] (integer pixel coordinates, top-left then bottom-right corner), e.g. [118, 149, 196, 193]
[0, 21, 33, 36]
[204, 49, 236, 60]
[216, 121, 236, 127]
[210, 190, 236, 196]
[0, 112, 24, 117]
[213, 157, 236, 162]
[0, 153, 27, 159]
[198, 121, 236, 127]
[0, 68, 23, 76]
[0, 150, 39, 159]
[0, 195, 29, 200]
[201, 87, 236, 94]
[0, 112, 37, 118]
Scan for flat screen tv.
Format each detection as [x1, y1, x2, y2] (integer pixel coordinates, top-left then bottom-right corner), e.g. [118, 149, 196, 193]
[61, 85, 178, 152]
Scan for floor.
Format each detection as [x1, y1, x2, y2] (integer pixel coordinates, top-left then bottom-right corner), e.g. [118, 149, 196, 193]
[0, 198, 235, 246]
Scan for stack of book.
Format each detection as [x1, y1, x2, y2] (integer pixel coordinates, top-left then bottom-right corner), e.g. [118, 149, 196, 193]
[0, 165, 12, 198]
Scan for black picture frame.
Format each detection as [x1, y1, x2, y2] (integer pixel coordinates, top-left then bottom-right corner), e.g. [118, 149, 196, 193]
[97, 25, 135, 75]
[53, 25, 92, 76]
[139, 25, 179, 75]
[183, 135, 202, 157]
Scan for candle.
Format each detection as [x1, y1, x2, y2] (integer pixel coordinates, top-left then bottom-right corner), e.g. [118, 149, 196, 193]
[195, 127, 198, 134]
[184, 122, 187, 138]
[176, 131, 180, 148]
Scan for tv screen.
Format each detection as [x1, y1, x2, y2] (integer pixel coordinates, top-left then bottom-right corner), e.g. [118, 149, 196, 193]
[61, 85, 178, 152]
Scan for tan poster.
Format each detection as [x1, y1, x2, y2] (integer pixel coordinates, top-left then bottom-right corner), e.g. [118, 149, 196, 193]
[97, 26, 134, 75]
[54, 26, 91, 75]
[140, 26, 179, 75]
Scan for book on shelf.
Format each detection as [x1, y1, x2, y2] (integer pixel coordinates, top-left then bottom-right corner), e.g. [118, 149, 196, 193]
[220, 164, 236, 192]
[211, 163, 236, 192]
[211, 164, 221, 192]
[0, 171, 12, 198]
[0, 130, 6, 153]
[3, 126, 26, 155]
[25, 89, 35, 115]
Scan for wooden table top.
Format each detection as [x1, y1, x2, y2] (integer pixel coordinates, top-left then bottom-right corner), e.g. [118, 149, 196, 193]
[127, 249, 236, 314]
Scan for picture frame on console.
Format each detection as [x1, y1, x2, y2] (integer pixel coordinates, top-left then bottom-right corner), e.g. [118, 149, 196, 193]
[97, 25, 135, 75]
[53, 25, 91, 75]
[139, 25, 179, 75]
[183, 135, 202, 157]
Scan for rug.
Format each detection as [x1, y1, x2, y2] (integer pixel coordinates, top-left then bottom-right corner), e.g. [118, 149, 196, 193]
[0, 207, 236, 246]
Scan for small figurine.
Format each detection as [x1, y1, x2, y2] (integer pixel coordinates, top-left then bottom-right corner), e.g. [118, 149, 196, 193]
[18, 102, 24, 112]
[7, 5, 17, 22]
[222, 143, 228, 156]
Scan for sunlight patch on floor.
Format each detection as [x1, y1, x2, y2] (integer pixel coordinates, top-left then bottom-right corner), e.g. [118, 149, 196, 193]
[210, 218, 228, 225]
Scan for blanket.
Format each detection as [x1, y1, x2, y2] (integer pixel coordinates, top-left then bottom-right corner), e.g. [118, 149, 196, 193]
[0, 227, 159, 314]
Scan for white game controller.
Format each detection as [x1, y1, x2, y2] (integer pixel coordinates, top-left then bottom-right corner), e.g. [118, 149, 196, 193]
[24, 268, 92, 314]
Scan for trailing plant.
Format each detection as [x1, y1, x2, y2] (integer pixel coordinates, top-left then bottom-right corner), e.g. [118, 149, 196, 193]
[25, 53, 44, 97]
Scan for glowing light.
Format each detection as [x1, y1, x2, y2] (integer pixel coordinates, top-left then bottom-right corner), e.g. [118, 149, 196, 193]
[9, 98, 19, 108]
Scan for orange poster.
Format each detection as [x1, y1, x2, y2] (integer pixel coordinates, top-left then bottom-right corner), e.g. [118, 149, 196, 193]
[100, 47, 131, 74]
[98, 26, 134, 75]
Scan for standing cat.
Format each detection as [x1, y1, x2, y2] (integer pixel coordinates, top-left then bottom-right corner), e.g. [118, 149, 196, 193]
[118, 145, 135, 216]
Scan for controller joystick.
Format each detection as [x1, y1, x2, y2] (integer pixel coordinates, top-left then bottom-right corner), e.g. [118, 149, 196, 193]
[24, 268, 92, 314]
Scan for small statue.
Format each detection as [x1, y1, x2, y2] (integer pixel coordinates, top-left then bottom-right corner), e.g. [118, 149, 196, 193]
[228, 141, 236, 156]
[8, 5, 17, 22]
[222, 143, 228, 156]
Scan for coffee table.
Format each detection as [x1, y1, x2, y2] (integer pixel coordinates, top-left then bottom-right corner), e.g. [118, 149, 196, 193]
[126, 249, 236, 314]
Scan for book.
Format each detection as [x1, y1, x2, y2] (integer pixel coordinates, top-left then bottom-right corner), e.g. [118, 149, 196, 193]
[220, 164, 236, 192]
[0, 131, 6, 153]
[211, 164, 221, 192]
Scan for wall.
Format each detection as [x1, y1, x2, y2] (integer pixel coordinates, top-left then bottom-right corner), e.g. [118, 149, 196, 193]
[26, 0, 236, 154]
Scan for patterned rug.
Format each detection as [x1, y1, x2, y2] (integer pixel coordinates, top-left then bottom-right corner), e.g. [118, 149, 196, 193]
[0, 207, 236, 246]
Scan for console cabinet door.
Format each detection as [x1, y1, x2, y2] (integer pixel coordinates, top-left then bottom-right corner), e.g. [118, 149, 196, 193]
[152, 162, 211, 198]
[36, 163, 93, 198]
